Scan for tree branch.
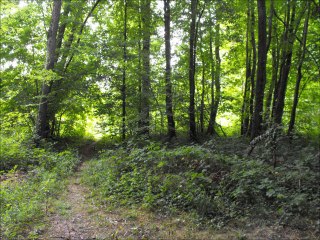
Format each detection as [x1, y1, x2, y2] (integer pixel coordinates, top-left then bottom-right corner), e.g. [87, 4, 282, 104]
[64, 0, 102, 71]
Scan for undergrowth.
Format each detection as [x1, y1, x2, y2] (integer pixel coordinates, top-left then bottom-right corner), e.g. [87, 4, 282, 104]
[82, 139, 319, 233]
[0, 142, 80, 239]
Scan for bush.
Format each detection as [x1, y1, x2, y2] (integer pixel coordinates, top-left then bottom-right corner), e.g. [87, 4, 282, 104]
[83, 140, 319, 229]
[82, 143, 229, 217]
[0, 149, 79, 239]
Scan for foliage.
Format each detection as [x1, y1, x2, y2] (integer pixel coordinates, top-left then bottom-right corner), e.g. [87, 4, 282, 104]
[0, 147, 79, 239]
[83, 140, 319, 230]
[1, 0, 319, 141]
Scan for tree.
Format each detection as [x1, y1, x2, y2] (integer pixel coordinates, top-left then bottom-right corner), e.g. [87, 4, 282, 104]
[248, 0, 257, 136]
[140, 0, 152, 136]
[164, 0, 176, 139]
[36, 0, 62, 140]
[189, 0, 197, 141]
[122, 0, 128, 140]
[251, 0, 267, 139]
[241, 2, 252, 136]
[264, 0, 279, 128]
[273, 0, 300, 125]
[288, 1, 310, 135]
[207, 10, 221, 136]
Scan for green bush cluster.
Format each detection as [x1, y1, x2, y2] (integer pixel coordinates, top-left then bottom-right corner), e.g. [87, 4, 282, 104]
[0, 134, 35, 171]
[0, 148, 79, 239]
[83, 141, 319, 228]
[83, 143, 234, 217]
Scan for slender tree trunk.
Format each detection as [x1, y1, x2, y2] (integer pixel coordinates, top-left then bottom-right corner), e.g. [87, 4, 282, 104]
[213, 23, 221, 128]
[288, 2, 310, 135]
[264, 31, 279, 127]
[248, 1, 257, 136]
[207, 14, 215, 135]
[200, 55, 205, 134]
[36, 0, 62, 140]
[266, 0, 274, 53]
[64, 0, 102, 70]
[121, 0, 128, 140]
[140, 0, 151, 135]
[241, 3, 251, 136]
[164, 0, 176, 139]
[207, 20, 221, 135]
[138, 6, 142, 130]
[251, 0, 267, 139]
[189, 0, 197, 141]
[263, 0, 276, 128]
[273, 0, 296, 125]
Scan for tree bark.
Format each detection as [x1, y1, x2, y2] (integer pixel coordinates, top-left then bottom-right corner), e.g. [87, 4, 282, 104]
[212, 24, 221, 134]
[189, 0, 197, 141]
[207, 16, 221, 136]
[140, 0, 151, 136]
[55, 0, 71, 64]
[36, 0, 62, 139]
[241, 2, 251, 135]
[164, 0, 176, 139]
[200, 54, 205, 134]
[122, 0, 128, 140]
[251, 0, 267, 139]
[248, 1, 257, 136]
[264, 29, 279, 127]
[207, 12, 215, 135]
[288, 2, 310, 135]
[273, 0, 296, 125]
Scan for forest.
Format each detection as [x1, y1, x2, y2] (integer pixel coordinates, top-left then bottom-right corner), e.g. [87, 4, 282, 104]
[0, 0, 319, 239]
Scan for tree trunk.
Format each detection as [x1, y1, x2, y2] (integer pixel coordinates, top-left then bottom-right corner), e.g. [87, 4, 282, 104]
[288, 1, 310, 135]
[241, 3, 251, 135]
[212, 23, 221, 131]
[207, 20, 221, 136]
[140, 0, 151, 136]
[55, 0, 71, 64]
[248, 1, 257, 137]
[200, 55, 205, 134]
[207, 13, 215, 135]
[273, 0, 296, 125]
[189, 0, 197, 141]
[64, 0, 102, 71]
[164, 0, 176, 139]
[251, 0, 267, 140]
[264, 31, 279, 127]
[263, 0, 277, 128]
[122, 0, 128, 140]
[36, 0, 62, 140]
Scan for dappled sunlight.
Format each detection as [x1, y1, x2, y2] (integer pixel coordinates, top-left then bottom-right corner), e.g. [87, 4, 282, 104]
[85, 117, 103, 140]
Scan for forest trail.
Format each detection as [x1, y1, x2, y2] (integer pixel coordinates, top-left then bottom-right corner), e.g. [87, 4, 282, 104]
[41, 165, 108, 239]
[41, 142, 111, 239]
[40, 143, 313, 240]
[40, 143, 225, 240]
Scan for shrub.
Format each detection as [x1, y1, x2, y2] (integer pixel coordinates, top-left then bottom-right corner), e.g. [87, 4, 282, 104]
[0, 149, 79, 239]
[83, 140, 319, 229]
[82, 143, 229, 217]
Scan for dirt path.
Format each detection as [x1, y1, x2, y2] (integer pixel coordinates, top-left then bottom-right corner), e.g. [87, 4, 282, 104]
[42, 167, 110, 240]
[41, 142, 109, 239]
[40, 142, 220, 240]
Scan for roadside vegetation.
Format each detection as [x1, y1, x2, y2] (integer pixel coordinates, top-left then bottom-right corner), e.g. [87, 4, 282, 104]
[82, 136, 319, 239]
[0, 135, 80, 239]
